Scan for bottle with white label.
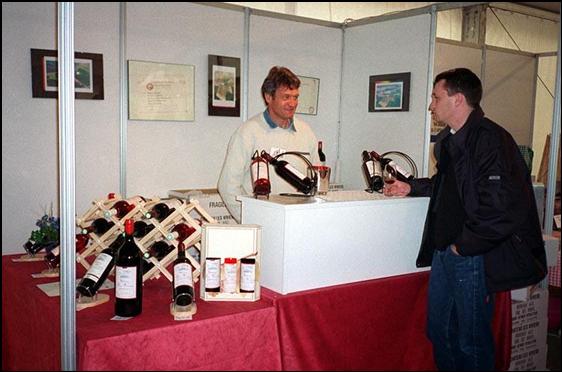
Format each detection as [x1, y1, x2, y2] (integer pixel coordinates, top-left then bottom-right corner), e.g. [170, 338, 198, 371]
[261, 151, 315, 195]
[239, 258, 256, 293]
[173, 242, 194, 307]
[205, 257, 221, 292]
[115, 219, 142, 317]
[222, 257, 238, 293]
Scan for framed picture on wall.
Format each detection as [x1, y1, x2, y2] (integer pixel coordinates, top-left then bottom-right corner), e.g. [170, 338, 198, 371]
[208, 54, 240, 116]
[296, 76, 319, 115]
[208, 55, 241, 117]
[30, 48, 104, 99]
[128, 60, 195, 121]
[368, 72, 410, 112]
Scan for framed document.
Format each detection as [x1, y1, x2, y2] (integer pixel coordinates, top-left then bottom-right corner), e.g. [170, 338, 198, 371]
[368, 72, 410, 112]
[128, 60, 195, 121]
[296, 76, 319, 115]
[31, 48, 104, 99]
[208, 55, 241, 117]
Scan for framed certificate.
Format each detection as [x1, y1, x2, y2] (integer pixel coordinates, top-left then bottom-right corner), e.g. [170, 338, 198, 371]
[128, 60, 195, 121]
[296, 75, 319, 115]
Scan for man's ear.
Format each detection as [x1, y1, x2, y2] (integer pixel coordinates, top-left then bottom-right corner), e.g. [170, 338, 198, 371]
[454, 92, 466, 107]
[264, 93, 273, 106]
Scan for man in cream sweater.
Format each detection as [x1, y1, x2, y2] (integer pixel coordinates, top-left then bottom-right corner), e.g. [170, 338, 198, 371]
[218, 66, 319, 222]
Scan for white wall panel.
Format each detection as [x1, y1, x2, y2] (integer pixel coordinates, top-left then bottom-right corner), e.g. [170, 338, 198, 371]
[339, 14, 432, 190]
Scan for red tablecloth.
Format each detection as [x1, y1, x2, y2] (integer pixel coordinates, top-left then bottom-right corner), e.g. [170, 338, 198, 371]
[2, 255, 282, 371]
[2, 255, 511, 371]
[262, 271, 512, 371]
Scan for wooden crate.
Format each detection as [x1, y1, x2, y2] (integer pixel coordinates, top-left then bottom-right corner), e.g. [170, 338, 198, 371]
[200, 224, 261, 302]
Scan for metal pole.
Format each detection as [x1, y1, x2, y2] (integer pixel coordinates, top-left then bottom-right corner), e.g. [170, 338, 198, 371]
[119, 2, 127, 197]
[57, 2, 76, 370]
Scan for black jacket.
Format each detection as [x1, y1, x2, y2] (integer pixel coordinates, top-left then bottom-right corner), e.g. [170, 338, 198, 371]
[410, 107, 547, 292]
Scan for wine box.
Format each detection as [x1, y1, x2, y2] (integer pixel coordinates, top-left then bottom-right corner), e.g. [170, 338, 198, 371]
[168, 188, 237, 225]
[200, 224, 261, 302]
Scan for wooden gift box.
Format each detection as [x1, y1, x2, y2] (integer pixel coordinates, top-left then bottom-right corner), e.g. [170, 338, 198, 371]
[200, 224, 261, 302]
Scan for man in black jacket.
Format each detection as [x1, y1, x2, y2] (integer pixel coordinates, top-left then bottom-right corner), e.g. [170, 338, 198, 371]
[384, 68, 547, 370]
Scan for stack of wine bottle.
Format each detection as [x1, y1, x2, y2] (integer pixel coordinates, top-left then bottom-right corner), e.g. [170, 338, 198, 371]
[67, 193, 218, 313]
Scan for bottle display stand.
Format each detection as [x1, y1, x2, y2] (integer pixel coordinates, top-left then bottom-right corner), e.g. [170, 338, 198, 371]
[200, 224, 261, 302]
[169, 301, 197, 320]
[12, 252, 47, 262]
[76, 293, 110, 311]
[31, 267, 60, 278]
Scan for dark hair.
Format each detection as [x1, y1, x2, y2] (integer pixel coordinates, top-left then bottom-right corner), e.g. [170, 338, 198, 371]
[434, 68, 482, 108]
[261, 66, 300, 104]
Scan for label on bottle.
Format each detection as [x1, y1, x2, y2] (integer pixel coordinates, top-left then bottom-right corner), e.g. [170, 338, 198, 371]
[240, 260, 256, 292]
[174, 262, 193, 288]
[84, 252, 112, 282]
[284, 163, 306, 180]
[223, 260, 238, 293]
[388, 160, 412, 178]
[115, 266, 137, 299]
[205, 258, 221, 290]
[365, 160, 374, 176]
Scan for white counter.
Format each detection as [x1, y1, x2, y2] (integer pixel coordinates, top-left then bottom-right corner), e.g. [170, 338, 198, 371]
[239, 190, 430, 294]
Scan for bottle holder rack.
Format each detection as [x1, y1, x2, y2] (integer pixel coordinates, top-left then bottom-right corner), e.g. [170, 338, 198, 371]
[75, 194, 217, 284]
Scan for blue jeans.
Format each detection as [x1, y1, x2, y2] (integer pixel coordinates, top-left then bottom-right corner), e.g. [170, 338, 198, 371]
[427, 246, 495, 371]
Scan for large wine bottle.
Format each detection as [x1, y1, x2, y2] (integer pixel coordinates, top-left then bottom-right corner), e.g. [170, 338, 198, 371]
[362, 150, 383, 192]
[114, 219, 142, 317]
[261, 151, 315, 195]
[172, 242, 194, 308]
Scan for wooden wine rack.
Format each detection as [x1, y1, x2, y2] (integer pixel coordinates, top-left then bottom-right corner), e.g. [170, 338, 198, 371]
[75, 194, 217, 284]
[75, 194, 144, 270]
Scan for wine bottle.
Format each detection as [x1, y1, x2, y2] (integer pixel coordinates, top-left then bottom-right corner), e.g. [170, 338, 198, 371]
[145, 199, 181, 221]
[318, 141, 326, 164]
[261, 151, 315, 195]
[45, 234, 90, 269]
[239, 257, 256, 293]
[81, 218, 115, 235]
[223, 257, 238, 293]
[115, 219, 143, 317]
[379, 157, 414, 182]
[133, 220, 154, 238]
[251, 150, 271, 197]
[76, 233, 122, 297]
[166, 223, 196, 243]
[104, 200, 135, 220]
[204, 257, 221, 292]
[362, 151, 384, 192]
[173, 243, 194, 307]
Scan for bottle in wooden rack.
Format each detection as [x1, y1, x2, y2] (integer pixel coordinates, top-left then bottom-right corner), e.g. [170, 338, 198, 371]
[173, 243, 194, 308]
[115, 219, 143, 317]
[145, 199, 181, 222]
[261, 150, 315, 195]
[81, 218, 115, 235]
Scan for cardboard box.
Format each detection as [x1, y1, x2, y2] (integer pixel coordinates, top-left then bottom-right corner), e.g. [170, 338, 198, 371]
[199, 224, 261, 302]
[168, 188, 237, 225]
[509, 288, 548, 371]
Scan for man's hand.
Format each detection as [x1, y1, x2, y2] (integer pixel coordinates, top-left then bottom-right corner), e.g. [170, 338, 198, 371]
[383, 180, 411, 197]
